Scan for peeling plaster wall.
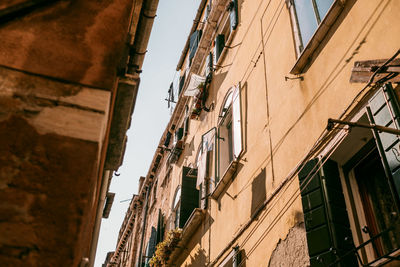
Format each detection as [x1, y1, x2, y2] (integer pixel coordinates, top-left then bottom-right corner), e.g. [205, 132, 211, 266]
[269, 223, 310, 267]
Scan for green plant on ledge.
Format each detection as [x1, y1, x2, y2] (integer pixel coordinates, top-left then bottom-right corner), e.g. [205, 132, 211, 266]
[149, 228, 182, 267]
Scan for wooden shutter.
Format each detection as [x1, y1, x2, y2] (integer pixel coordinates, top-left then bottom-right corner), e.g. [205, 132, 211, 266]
[156, 209, 164, 244]
[367, 83, 400, 207]
[176, 127, 184, 141]
[299, 159, 357, 266]
[189, 30, 203, 62]
[232, 85, 242, 159]
[179, 167, 199, 228]
[144, 227, 157, 265]
[164, 131, 172, 147]
[215, 34, 225, 63]
[229, 0, 239, 31]
[179, 72, 186, 95]
[206, 52, 213, 77]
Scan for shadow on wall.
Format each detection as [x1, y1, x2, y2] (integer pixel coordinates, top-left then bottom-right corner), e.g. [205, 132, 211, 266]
[184, 247, 207, 267]
[250, 168, 267, 217]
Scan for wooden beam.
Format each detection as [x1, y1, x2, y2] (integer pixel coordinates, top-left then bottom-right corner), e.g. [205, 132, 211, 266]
[350, 58, 400, 83]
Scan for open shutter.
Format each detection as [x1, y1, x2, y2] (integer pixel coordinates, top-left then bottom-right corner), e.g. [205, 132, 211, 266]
[367, 83, 400, 208]
[179, 72, 186, 95]
[205, 52, 213, 77]
[215, 34, 225, 63]
[232, 85, 242, 159]
[299, 158, 357, 266]
[156, 209, 164, 244]
[228, 0, 239, 31]
[179, 167, 199, 228]
[144, 227, 157, 266]
[189, 30, 203, 63]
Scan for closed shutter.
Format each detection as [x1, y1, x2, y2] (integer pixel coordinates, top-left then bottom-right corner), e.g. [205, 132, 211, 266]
[215, 34, 225, 63]
[189, 30, 203, 62]
[232, 85, 242, 159]
[299, 158, 357, 266]
[179, 167, 199, 228]
[367, 83, 400, 207]
[228, 0, 239, 31]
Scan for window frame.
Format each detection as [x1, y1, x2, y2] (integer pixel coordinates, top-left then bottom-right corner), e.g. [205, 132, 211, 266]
[212, 85, 243, 199]
[286, 0, 347, 74]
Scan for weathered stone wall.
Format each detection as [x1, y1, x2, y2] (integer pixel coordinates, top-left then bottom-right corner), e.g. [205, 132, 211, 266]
[269, 223, 310, 267]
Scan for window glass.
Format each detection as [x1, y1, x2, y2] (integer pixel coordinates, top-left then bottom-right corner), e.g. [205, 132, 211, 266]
[293, 0, 318, 48]
[173, 187, 181, 209]
[315, 0, 334, 19]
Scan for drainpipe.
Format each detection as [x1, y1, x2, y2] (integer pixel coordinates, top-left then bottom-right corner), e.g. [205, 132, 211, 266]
[136, 185, 151, 267]
[128, 0, 160, 76]
[88, 170, 112, 267]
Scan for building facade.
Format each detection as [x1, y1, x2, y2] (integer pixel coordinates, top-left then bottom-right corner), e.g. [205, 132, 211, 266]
[109, 0, 400, 266]
[0, 1, 158, 266]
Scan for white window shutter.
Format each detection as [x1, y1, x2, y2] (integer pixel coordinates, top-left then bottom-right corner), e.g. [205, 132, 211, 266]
[232, 85, 242, 159]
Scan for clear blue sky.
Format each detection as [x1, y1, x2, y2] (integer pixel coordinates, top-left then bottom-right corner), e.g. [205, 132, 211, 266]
[94, 1, 199, 266]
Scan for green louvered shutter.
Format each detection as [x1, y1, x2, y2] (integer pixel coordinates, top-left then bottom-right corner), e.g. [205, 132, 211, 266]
[206, 52, 213, 77]
[215, 34, 225, 63]
[179, 167, 199, 228]
[299, 159, 357, 266]
[145, 227, 157, 266]
[228, 0, 239, 31]
[156, 209, 164, 245]
[179, 73, 186, 95]
[367, 83, 400, 208]
[189, 30, 203, 63]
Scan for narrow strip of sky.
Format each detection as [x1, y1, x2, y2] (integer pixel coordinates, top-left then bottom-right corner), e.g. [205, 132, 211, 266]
[94, 1, 200, 266]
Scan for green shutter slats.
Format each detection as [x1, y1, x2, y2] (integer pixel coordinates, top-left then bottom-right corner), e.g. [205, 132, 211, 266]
[189, 30, 203, 63]
[368, 83, 400, 205]
[299, 158, 357, 266]
[179, 73, 186, 95]
[215, 34, 225, 63]
[177, 127, 184, 141]
[179, 167, 199, 228]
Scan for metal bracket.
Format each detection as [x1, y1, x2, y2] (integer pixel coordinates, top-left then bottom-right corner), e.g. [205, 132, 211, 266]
[327, 118, 400, 135]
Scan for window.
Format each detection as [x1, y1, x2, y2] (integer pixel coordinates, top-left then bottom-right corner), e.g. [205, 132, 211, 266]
[189, 30, 202, 66]
[172, 186, 181, 229]
[289, 0, 334, 53]
[171, 167, 199, 229]
[218, 246, 243, 267]
[299, 83, 400, 266]
[213, 0, 239, 65]
[196, 128, 216, 208]
[217, 86, 242, 181]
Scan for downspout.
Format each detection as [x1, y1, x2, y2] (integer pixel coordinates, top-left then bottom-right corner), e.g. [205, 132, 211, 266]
[136, 185, 151, 267]
[128, 0, 160, 76]
[88, 170, 112, 267]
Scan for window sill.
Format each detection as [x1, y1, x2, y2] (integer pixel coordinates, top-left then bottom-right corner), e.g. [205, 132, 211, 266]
[211, 160, 239, 199]
[167, 208, 206, 265]
[290, 0, 346, 74]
